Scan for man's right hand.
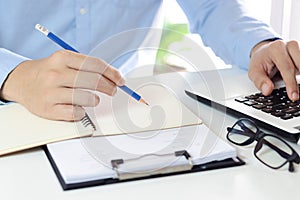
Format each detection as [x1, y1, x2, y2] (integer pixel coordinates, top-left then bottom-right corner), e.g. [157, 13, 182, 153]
[249, 40, 300, 101]
[0, 50, 125, 121]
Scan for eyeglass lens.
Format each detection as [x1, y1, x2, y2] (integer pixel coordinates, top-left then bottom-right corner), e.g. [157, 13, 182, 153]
[255, 135, 293, 169]
[227, 119, 258, 144]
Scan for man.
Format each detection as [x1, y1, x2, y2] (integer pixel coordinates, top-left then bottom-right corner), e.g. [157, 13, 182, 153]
[0, 0, 299, 121]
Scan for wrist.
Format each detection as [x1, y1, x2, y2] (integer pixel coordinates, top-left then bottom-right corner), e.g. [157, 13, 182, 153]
[250, 37, 282, 57]
[0, 60, 31, 103]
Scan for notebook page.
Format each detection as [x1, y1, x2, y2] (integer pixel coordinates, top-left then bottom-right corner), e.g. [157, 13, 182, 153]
[87, 83, 201, 136]
[47, 124, 236, 184]
[0, 103, 93, 156]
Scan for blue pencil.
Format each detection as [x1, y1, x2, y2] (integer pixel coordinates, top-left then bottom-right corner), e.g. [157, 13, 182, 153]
[35, 24, 149, 106]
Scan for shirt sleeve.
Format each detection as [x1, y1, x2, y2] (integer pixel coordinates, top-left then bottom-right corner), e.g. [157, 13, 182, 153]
[0, 48, 29, 104]
[176, 0, 280, 69]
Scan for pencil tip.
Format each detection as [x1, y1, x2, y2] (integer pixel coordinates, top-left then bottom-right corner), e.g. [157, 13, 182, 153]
[140, 99, 149, 106]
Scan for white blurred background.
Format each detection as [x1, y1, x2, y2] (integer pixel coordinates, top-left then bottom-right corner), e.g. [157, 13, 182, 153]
[166, 0, 299, 68]
[127, 0, 299, 77]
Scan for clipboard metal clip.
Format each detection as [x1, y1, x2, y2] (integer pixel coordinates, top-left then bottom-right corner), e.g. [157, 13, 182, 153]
[111, 150, 193, 180]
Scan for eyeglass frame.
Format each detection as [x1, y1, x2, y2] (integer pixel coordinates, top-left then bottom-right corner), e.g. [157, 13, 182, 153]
[226, 118, 300, 172]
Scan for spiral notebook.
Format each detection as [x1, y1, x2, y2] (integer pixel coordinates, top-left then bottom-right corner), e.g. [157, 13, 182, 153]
[0, 103, 94, 156]
[0, 79, 201, 156]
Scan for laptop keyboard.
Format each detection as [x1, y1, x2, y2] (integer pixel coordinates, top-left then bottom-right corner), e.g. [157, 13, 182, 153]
[235, 85, 300, 120]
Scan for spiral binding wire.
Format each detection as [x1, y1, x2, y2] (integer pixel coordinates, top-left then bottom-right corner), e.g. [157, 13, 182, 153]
[81, 113, 96, 131]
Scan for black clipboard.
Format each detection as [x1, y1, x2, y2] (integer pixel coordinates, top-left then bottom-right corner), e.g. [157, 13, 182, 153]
[43, 146, 245, 191]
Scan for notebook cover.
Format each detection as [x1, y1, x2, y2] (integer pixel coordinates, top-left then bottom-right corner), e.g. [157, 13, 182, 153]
[0, 103, 94, 156]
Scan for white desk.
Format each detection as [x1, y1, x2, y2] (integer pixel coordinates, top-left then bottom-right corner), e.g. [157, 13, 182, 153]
[1, 71, 300, 200]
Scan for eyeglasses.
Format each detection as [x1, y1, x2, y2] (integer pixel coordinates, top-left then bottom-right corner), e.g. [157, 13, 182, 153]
[227, 118, 300, 172]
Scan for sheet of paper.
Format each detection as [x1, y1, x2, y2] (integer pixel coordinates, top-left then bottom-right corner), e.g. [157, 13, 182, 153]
[86, 83, 201, 136]
[47, 124, 236, 184]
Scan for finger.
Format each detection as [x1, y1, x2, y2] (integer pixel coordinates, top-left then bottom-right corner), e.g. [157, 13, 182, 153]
[49, 104, 86, 121]
[49, 50, 86, 69]
[75, 72, 117, 96]
[80, 57, 125, 86]
[59, 51, 125, 86]
[101, 64, 125, 86]
[60, 68, 100, 89]
[49, 88, 100, 107]
[96, 75, 117, 96]
[63, 69, 117, 96]
[287, 40, 300, 71]
[248, 65, 274, 96]
[270, 42, 299, 101]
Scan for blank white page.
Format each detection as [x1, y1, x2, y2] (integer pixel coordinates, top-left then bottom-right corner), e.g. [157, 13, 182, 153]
[87, 83, 201, 136]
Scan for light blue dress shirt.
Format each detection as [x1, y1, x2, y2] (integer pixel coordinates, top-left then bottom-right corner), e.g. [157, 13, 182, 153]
[0, 0, 278, 93]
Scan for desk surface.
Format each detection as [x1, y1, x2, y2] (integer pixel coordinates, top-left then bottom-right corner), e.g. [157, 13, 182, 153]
[1, 71, 300, 200]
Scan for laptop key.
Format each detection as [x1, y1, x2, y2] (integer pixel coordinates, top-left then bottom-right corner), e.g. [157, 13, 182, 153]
[282, 107, 298, 114]
[280, 114, 293, 120]
[271, 111, 286, 117]
[255, 98, 268, 103]
[261, 107, 273, 113]
[245, 94, 259, 100]
[272, 103, 289, 111]
[252, 104, 266, 109]
[293, 111, 300, 117]
[235, 97, 248, 103]
[244, 101, 257, 106]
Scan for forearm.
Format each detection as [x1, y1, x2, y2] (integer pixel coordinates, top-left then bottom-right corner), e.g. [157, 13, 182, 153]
[177, 0, 279, 69]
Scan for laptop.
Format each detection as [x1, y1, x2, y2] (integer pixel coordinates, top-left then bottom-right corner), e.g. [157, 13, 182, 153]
[184, 67, 300, 143]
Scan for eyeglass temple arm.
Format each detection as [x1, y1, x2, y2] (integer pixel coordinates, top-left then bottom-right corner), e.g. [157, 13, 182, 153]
[289, 162, 295, 172]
